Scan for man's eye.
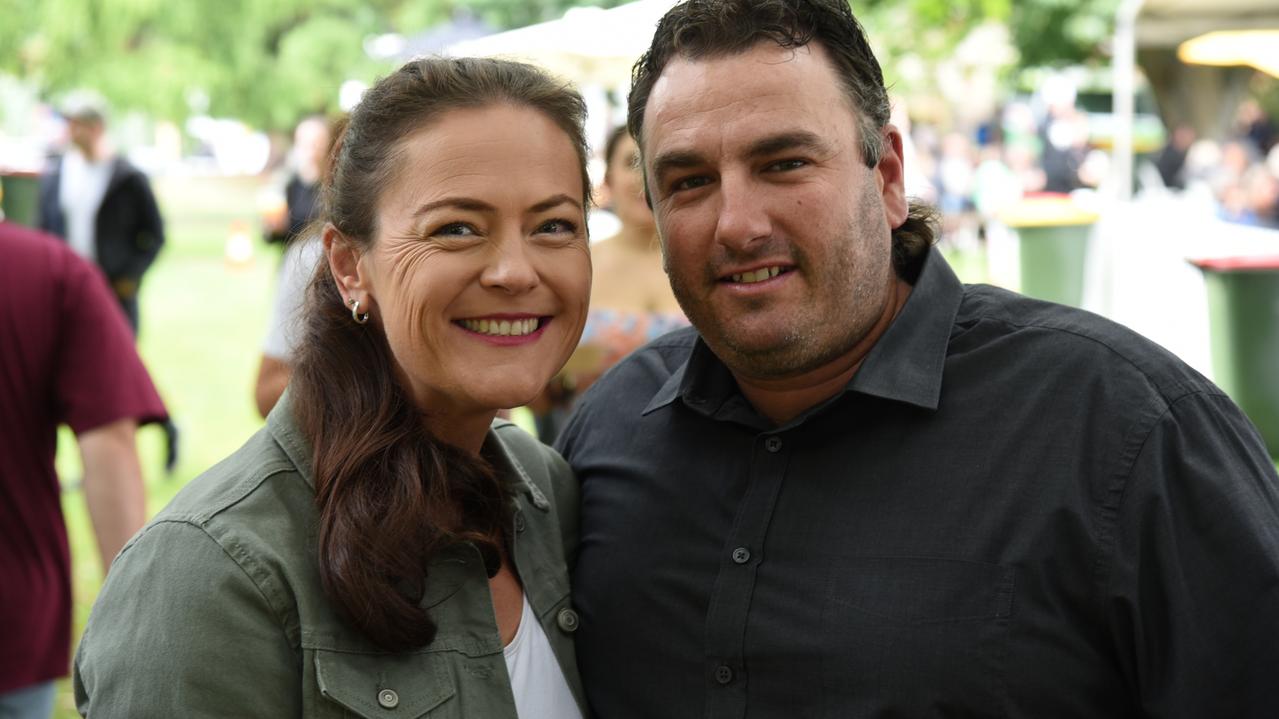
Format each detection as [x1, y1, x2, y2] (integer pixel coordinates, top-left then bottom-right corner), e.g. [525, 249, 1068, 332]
[671, 175, 711, 192]
[767, 158, 807, 172]
[432, 222, 476, 237]
[536, 219, 578, 235]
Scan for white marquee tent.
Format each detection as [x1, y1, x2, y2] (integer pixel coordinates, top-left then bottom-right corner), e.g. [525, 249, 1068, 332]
[446, 0, 678, 88]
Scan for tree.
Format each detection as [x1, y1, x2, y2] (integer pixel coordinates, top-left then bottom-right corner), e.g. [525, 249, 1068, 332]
[0, 0, 628, 132]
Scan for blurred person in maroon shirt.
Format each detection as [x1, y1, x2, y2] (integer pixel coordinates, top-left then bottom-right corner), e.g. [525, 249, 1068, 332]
[0, 220, 167, 718]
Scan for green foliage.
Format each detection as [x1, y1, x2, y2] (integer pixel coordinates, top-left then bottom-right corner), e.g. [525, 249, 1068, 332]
[857, 0, 1119, 69]
[1010, 0, 1119, 68]
[0, 0, 1121, 132]
[0, 0, 628, 132]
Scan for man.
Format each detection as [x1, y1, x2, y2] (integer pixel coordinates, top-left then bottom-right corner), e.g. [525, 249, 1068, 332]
[39, 99, 179, 471]
[0, 220, 166, 718]
[38, 100, 165, 333]
[556, 0, 1279, 716]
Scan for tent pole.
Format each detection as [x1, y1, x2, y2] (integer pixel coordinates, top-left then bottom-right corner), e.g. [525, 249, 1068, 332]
[1113, 0, 1144, 202]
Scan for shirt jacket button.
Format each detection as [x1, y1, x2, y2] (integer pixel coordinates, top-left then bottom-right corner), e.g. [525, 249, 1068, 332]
[731, 547, 751, 564]
[377, 688, 399, 709]
[764, 436, 783, 452]
[714, 665, 734, 684]
[557, 607, 580, 633]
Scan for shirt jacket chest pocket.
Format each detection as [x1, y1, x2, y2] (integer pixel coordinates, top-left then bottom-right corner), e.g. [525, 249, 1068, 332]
[820, 554, 1016, 717]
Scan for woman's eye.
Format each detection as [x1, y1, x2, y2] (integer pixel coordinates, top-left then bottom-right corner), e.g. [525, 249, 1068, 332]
[432, 222, 477, 237]
[536, 218, 578, 235]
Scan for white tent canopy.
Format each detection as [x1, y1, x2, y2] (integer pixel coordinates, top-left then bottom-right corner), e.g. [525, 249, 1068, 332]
[1137, 0, 1279, 47]
[446, 0, 678, 88]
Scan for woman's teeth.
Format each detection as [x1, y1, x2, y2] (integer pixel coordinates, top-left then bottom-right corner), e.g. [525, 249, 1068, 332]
[731, 266, 783, 284]
[461, 318, 541, 336]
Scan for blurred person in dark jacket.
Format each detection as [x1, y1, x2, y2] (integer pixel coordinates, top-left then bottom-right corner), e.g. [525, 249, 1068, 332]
[38, 98, 180, 472]
[38, 99, 164, 334]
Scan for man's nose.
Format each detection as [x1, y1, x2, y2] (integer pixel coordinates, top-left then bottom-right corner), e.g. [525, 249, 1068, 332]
[713, 175, 771, 252]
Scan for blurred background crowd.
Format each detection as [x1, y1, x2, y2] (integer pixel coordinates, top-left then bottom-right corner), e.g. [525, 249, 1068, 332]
[1, 1, 1277, 716]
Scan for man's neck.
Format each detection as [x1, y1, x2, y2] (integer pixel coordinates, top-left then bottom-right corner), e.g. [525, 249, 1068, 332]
[72, 142, 107, 164]
[731, 275, 913, 426]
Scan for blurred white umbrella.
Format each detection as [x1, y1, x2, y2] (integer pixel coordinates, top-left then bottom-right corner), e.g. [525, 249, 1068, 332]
[446, 0, 678, 87]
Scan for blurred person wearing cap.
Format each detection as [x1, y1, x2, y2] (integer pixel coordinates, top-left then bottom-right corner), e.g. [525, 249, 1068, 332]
[0, 219, 167, 719]
[555, 0, 1279, 716]
[38, 99, 179, 473]
[37, 100, 164, 334]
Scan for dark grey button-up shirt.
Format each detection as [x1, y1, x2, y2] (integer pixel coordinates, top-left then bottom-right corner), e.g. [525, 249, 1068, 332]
[558, 248, 1279, 718]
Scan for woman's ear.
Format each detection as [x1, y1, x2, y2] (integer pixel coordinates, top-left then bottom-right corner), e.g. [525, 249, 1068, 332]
[324, 223, 372, 308]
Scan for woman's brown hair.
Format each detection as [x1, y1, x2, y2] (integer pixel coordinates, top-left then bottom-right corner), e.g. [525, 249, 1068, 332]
[289, 57, 590, 651]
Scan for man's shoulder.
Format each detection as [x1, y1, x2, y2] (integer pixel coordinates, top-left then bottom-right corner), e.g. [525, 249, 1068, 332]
[106, 156, 147, 185]
[581, 325, 699, 402]
[956, 283, 1217, 403]
[557, 326, 698, 453]
[0, 221, 93, 291]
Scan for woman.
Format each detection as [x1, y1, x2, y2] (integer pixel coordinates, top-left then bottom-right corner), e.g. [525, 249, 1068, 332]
[74, 57, 592, 718]
[534, 126, 686, 442]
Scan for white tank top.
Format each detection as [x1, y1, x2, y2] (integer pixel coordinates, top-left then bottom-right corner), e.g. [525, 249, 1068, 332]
[504, 594, 582, 718]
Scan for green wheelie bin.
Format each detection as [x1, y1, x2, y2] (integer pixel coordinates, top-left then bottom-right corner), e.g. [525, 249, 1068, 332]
[1, 171, 42, 228]
[1000, 194, 1099, 307]
[1191, 255, 1279, 457]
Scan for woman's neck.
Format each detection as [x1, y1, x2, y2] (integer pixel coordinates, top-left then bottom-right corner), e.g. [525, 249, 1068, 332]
[425, 410, 497, 456]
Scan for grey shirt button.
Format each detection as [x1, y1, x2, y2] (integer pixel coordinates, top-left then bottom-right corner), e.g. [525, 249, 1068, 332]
[714, 665, 734, 684]
[731, 547, 751, 564]
[514, 511, 527, 533]
[557, 607, 580, 633]
[764, 436, 783, 452]
[378, 688, 399, 709]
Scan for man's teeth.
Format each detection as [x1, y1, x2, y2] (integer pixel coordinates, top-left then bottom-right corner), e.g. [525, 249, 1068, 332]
[461, 318, 541, 336]
[730, 266, 783, 284]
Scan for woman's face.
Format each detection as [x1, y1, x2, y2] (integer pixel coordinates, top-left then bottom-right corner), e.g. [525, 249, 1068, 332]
[606, 133, 656, 231]
[348, 104, 591, 423]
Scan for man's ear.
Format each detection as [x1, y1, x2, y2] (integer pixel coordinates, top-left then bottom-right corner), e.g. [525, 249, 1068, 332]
[875, 125, 909, 229]
[324, 223, 373, 309]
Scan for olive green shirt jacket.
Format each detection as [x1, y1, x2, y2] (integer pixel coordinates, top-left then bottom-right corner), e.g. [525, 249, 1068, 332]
[74, 396, 584, 718]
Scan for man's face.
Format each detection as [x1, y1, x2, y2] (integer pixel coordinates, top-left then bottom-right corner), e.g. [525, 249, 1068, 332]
[67, 118, 103, 157]
[642, 41, 907, 381]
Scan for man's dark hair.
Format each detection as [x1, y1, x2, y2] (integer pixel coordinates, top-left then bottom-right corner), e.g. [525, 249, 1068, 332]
[627, 0, 936, 279]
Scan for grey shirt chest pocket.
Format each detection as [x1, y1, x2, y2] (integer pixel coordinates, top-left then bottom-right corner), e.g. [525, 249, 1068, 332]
[826, 555, 1015, 625]
[819, 556, 1016, 716]
[315, 650, 455, 719]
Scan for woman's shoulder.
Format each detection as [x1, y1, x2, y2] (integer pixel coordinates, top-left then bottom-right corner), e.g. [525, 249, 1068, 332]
[490, 420, 573, 494]
[82, 427, 319, 675]
[152, 425, 312, 533]
[122, 425, 319, 612]
[490, 420, 577, 526]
